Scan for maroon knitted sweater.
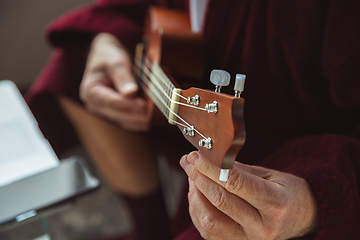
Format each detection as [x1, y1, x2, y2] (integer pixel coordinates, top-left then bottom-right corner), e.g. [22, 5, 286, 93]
[26, 0, 360, 239]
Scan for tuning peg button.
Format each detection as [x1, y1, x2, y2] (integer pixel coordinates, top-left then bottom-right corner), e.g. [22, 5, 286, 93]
[219, 169, 229, 182]
[234, 74, 246, 97]
[210, 70, 231, 93]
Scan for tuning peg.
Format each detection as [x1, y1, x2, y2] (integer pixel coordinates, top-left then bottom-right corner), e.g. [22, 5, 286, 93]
[234, 74, 246, 97]
[210, 70, 231, 93]
[219, 169, 229, 182]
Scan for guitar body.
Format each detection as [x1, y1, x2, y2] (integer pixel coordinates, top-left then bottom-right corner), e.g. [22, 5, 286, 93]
[138, 7, 246, 170]
[144, 7, 204, 83]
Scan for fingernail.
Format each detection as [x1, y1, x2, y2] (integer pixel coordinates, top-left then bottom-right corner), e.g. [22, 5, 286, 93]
[180, 155, 191, 172]
[188, 151, 200, 164]
[121, 82, 137, 94]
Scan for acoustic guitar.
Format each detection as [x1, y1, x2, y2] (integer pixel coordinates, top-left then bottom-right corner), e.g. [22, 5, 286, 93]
[133, 7, 246, 181]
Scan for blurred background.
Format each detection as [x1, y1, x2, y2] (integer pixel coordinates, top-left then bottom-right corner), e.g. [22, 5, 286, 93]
[0, 0, 132, 239]
[0, 3, 184, 239]
[0, 0, 93, 91]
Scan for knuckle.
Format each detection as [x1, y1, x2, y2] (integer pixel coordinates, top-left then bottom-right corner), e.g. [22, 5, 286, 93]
[256, 226, 276, 240]
[266, 229, 279, 240]
[201, 159, 212, 175]
[189, 166, 200, 183]
[267, 195, 289, 221]
[233, 225, 244, 239]
[188, 189, 196, 202]
[211, 189, 227, 209]
[79, 81, 90, 102]
[188, 195, 194, 211]
[255, 221, 283, 240]
[270, 208, 289, 235]
[107, 96, 120, 109]
[224, 171, 245, 193]
[106, 55, 130, 71]
[188, 181, 198, 199]
[108, 60, 125, 71]
[200, 213, 216, 233]
[275, 203, 288, 220]
[253, 203, 289, 240]
[84, 85, 103, 105]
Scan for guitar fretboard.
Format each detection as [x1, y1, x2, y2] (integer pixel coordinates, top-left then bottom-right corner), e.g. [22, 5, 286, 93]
[133, 44, 179, 122]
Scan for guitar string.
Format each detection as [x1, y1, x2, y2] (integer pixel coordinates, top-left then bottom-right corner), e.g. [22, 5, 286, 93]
[137, 71, 208, 140]
[135, 57, 193, 115]
[133, 60, 208, 140]
[134, 56, 172, 116]
[133, 62, 185, 123]
[135, 55, 184, 113]
[137, 56, 178, 100]
[135, 55, 210, 139]
[136, 55, 208, 112]
[141, 64, 208, 113]
[142, 56, 188, 101]
[135, 56, 207, 112]
[134, 64, 208, 140]
[134, 52, 210, 139]
[133, 62, 205, 137]
[138, 63, 173, 116]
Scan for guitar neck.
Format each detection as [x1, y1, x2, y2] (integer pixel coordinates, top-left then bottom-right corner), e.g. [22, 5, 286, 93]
[133, 8, 246, 176]
[134, 43, 181, 124]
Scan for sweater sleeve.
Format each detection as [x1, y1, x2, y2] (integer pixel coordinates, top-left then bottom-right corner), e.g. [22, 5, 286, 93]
[45, 0, 188, 53]
[45, 0, 150, 55]
[259, 134, 360, 240]
[291, 4, 360, 237]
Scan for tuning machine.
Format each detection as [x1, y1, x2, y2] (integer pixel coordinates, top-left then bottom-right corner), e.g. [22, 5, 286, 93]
[187, 95, 200, 106]
[210, 70, 231, 93]
[183, 126, 195, 137]
[199, 138, 212, 150]
[234, 74, 246, 97]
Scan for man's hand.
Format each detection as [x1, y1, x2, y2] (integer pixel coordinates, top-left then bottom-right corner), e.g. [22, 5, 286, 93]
[180, 151, 318, 240]
[80, 33, 150, 132]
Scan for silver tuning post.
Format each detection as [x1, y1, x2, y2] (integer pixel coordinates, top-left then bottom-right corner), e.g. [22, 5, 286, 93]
[182, 126, 195, 137]
[199, 138, 212, 150]
[210, 70, 231, 93]
[234, 74, 246, 97]
[187, 95, 200, 106]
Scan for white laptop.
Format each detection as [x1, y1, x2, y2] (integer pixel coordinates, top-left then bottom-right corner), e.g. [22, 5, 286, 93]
[0, 80, 59, 187]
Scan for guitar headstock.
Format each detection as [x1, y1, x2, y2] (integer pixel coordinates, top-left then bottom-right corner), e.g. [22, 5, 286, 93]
[138, 7, 246, 175]
[173, 87, 246, 170]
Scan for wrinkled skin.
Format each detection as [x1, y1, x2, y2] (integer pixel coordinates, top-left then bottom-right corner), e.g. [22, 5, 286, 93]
[180, 151, 318, 240]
